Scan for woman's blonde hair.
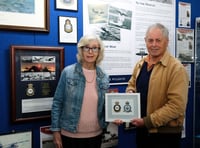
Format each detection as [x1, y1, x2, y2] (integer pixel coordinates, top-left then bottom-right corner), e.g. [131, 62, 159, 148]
[76, 34, 105, 65]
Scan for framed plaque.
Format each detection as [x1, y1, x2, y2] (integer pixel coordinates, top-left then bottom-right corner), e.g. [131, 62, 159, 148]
[105, 93, 141, 122]
[10, 45, 64, 123]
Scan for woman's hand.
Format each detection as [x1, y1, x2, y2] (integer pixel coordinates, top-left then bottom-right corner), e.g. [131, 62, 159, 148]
[53, 131, 63, 148]
[113, 119, 123, 126]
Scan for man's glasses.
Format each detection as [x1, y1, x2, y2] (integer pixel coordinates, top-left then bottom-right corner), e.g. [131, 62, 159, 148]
[82, 46, 100, 53]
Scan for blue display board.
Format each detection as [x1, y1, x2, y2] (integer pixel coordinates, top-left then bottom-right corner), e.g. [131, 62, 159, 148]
[0, 0, 198, 147]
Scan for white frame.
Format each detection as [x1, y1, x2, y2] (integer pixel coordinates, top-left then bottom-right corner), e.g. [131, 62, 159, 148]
[56, 0, 78, 11]
[105, 93, 141, 122]
[59, 16, 78, 43]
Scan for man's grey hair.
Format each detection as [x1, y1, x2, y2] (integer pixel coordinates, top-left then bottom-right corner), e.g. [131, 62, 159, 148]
[145, 23, 169, 39]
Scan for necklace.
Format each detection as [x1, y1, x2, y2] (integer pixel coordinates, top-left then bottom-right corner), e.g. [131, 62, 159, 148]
[83, 68, 96, 83]
[86, 71, 95, 83]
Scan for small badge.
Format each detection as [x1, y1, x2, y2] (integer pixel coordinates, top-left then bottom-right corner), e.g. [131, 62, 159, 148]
[26, 83, 35, 96]
[64, 19, 73, 33]
[124, 101, 132, 112]
[113, 101, 121, 112]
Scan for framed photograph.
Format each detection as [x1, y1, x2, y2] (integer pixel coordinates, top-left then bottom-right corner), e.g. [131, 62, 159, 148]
[0, 131, 32, 147]
[10, 45, 64, 123]
[59, 16, 78, 43]
[105, 93, 141, 122]
[0, 0, 49, 32]
[56, 0, 78, 11]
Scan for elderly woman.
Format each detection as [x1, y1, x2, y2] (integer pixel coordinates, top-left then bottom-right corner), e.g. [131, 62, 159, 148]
[51, 34, 110, 148]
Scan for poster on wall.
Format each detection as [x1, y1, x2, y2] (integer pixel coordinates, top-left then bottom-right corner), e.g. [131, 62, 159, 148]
[178, 2, 191, 28]
[83, 0, 176, 84]
[176, 28, 194, 62]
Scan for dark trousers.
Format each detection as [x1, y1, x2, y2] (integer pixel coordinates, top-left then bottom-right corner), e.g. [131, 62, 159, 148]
[61, 134, 102, 148]
[136, 127, 182, 148]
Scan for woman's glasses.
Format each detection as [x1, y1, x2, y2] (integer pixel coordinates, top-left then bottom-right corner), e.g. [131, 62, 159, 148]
[82, 46, 100, 53]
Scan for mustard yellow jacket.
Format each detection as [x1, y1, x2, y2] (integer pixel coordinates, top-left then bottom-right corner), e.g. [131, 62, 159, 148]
[126, 51, 189, 133]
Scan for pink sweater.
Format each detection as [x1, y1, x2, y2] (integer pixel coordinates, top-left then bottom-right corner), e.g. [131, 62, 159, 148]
[61, 68, 102, 138]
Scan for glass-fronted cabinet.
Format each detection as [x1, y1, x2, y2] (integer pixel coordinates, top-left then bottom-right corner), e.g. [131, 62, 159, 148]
[194, 17, 200, 148]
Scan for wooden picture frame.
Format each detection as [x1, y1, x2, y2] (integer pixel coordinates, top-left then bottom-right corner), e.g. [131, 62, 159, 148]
[0, 0, 49, 32]
[10, 45, 64, 123]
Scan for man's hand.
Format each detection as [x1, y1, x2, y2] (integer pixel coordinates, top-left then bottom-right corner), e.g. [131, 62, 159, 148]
[131, 118, 145, 127]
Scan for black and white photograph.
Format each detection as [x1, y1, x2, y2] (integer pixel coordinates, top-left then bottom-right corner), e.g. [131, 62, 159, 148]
[21, 56, 56, 81]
